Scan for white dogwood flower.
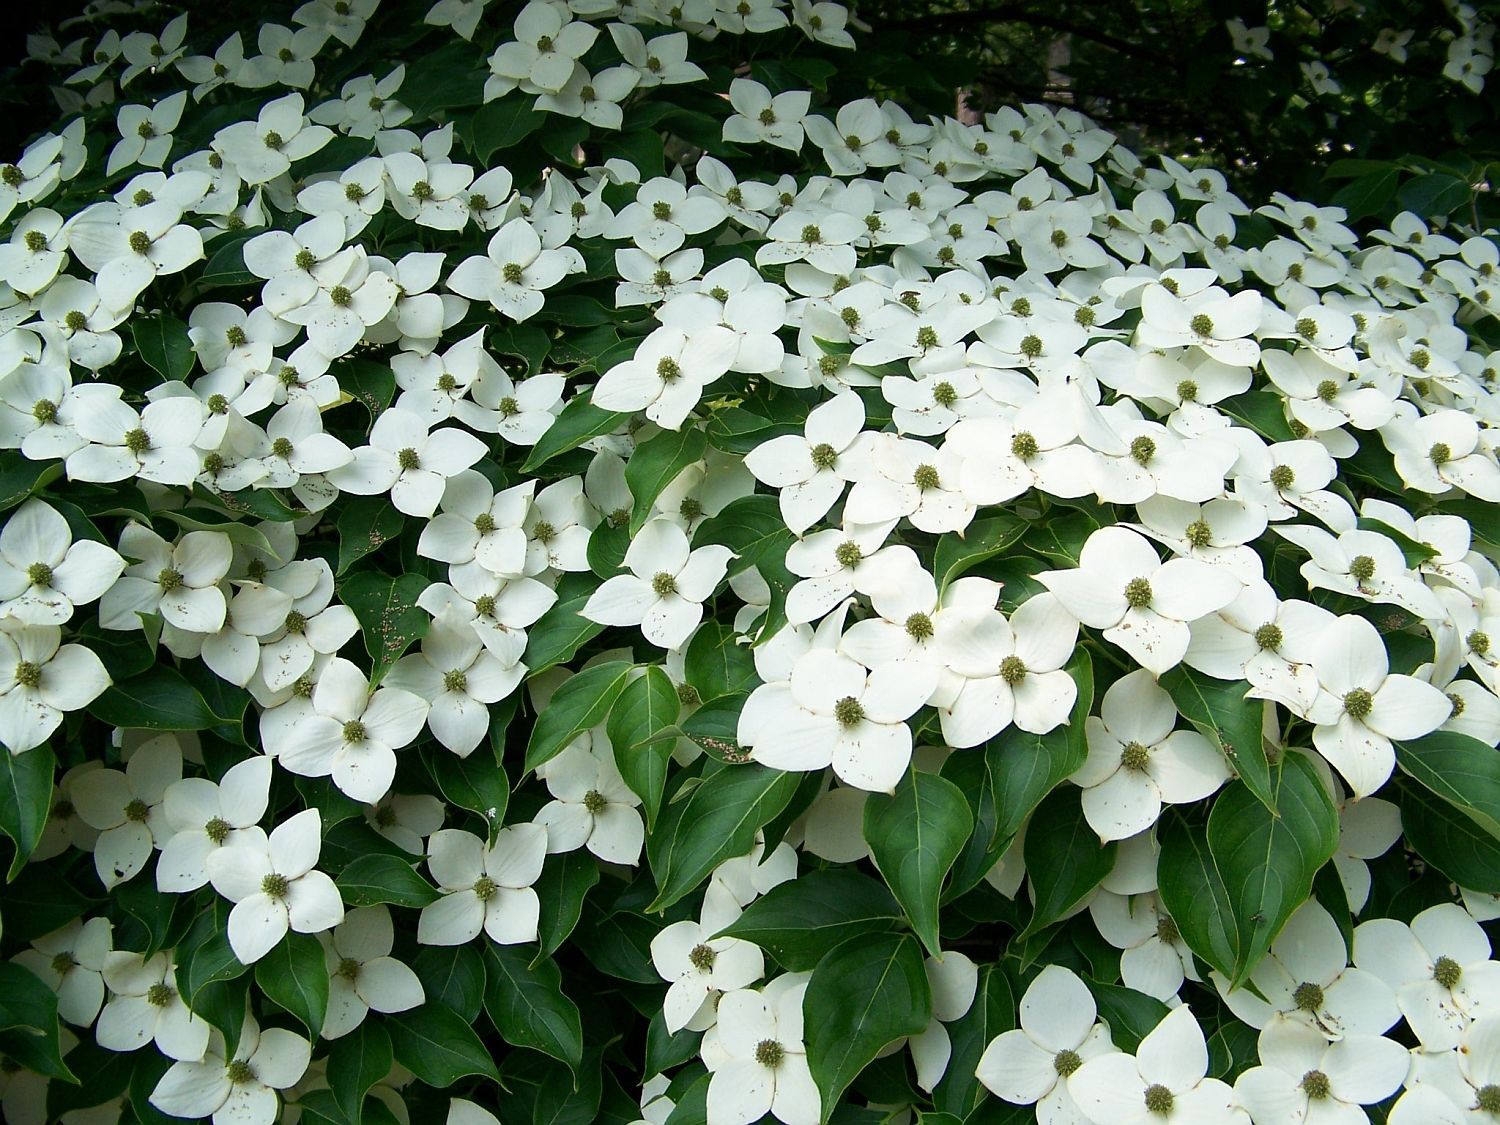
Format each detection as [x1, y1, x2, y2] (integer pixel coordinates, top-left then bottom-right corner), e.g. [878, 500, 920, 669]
[419, 824, 547, 946]
[582, 517, 733, 649]
[321, 906, 426, 1039]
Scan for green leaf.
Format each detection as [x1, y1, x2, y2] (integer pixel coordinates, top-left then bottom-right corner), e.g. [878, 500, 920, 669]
[716, 868, 902, 971]
[0, 745, 52, 879]
[932, 964, 1014, 1119]
[625, 426, 707, 533]
[131, 312, 195, 380]
[522, 575, 608, 675]
[803, 933, 932, 1120]
[336, 358, 397, 421]
[1400, 780, 1500, 892]
[943, 649, 1092, 897]
[863, 769, 973, 957]
[328, 1019, 392, 1125]
[1357, 517, 1439, 568]
[932, 514, 1026, 593]
[411, 945, 486, 1024]
[337, 497, 405, 576]
[427, 733, 511, 833]
[587, 518, 629, 578]
[336, 854, 440, 908]
[521, 394, 630, 473]
[340, 571, 430, 685]
[680, 692, 745, 761]
[525, 660, 634, 773]
[255, 932, 329, 1038]
[1159, 754, 1339, 984]
[197, 232, 257, 289]
[1019, 786, 1115, 940]
[0, 962, 76, 1082]
[1087, 979, 1170, 1053]
[692, 495, 796, 641]
[1331, 168, 1399, 221]
[647, 763, 802, 912]
[1396, 730, 1500, 839]
[0, 451, 64, 513]
[1159, 666, 1273, 812]
[683, 621, 759, 701]
[483, 946, 584, 1071]
[1398, 172, 1470, 218]
[1219, 390, 1297, 443]
[606, 666, 680, 830]
[534, 850, 600, 964]
[468, 96, 545, 163]
[386, 1003, 502, 1087]
[92, 666, 229, 730]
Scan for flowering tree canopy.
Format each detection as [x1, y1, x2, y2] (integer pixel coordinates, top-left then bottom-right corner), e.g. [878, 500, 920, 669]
[0, 1, 1498, 1124]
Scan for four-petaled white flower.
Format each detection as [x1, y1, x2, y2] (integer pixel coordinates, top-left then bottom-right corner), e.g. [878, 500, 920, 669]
[419, 824, 547, 946]
[321, 905, 427, 1039]
[582, 517, 733, 650]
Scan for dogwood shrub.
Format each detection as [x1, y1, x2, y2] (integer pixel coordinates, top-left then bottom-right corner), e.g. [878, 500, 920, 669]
[1, 2, 1499, 1124]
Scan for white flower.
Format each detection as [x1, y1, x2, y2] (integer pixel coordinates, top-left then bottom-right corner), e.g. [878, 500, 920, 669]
[592, 324, 739, 431]
[328, 408, 487, 518]
[419, 824, 547, 946]
[96, 950, 210, 1061]
[107, 91, 188, 176]
[701, 973, 821, 1125]
[1183, 582, 1330, 716]
[740, 647, 936, 793]
[385, 610, 522, 757]
[156, 756, 272, 892]
[1233, 1019, 1407, 1122]
[582, 518, 733, 650]
[1303, 614, 1452, 798]
[534, 738, 645, 864]
[903, 953, 978, 1092]
[321, 906, 426, 1039]
[366, 792, 446, 855]
[417, 566, 557, 667]
[976, 964, 1114, 1119]
[212, 92, 333, 186]
[66, 393, 206, 487]
[1353, 903, 1500, 1051]
[100, 525, 232, 634]
[485, 1, 599, 97]
[0, 208, 68, 295]
[651, 918, 765, 1033]
[1071, 669, 1230, 842]
[205, 808, 344, 965]
[0, 622, 110, 754]
[1069, 1005, 1244, 1124]
[67, 199, 204, 310]
[267, 657, 428, 802]
[150, 1016, 310, 1125]
[743, 390, 869, 534]
[12, 916, 113, 1026]
[70, 735, 181, 888]
[1038, 525, 1241, 675]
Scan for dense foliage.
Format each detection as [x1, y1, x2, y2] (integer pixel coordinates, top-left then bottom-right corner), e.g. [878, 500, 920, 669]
[0, 1, 1497, 1125]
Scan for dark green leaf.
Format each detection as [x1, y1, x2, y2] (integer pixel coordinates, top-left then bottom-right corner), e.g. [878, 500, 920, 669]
[606, 666, 680, 830]
[340, 571, 430, 685]
[255, 932, 329, 1038]
[522, 575, 608, 675]
[534, 850, 600, 963]
[468, 96, 545, 163]
[387, 1003, 502, 1087]
[626, 427, 707, 533]
[932, 514, 1026, 593]
[525, 661, 634, 773]
[680, 692, 746, 761]
[1401, 780, 1500, 892]
[197, 233, 257, 289]
[804, 933, 932, 1120]
[717, 868, 902, 970]
[427, 739, 510, 831]
[1020, 786, 1115, 940]
[647, 763, 802, 912]
[933, 964, 1014, 1118]
[1331, 168, 1399, 220]
[1398, 172, 1470, 218]
[1396, 729, 1500, 839]
[863, 769, 973, 957]
[683, 622, 759, 701]
[92, 666, 230, 730]
[1159, 666, 1272, 812]
[1088, 979, 1170, 1053]
[483, 945, 584, 1071]
[132, 313, 195, 380]
[328, 1019, 393, 1125]
[0, 962, 75, 1081]
[337, 497, 405, 576]
[521, 394, 630, 473]
[0, 744, 52, 879]
[0, 451, 64, 513]
[336, 854, 440, 908]
[411, 945, 486, 1024]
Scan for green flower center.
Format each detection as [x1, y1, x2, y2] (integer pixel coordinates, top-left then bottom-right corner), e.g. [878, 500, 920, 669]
[651, 201, 672, 221]
[226, 1059, 256, 1084]
[915, 325, 939, 350]
[1343, 688, 1373, 720]
[125, 797, 150, 822]
[271, 437, 294, 458]
[397, 447, 421, 471]
[295, 249, 317, 271]
[677, 682, 700, 706]
[1185, 519, 1213, 548]
[63, 310, 87, 333]
[330, 286, 353, 307]
[1293, 981, 1324, 1011]
[1430, 442, 1452, 467]
[14, 661, 41, 689]
[411, 181, 434, 201]
[262, 873, 289, 899]
[657, 357, 681, 383]
[1269, 464, 1295, 490]
[443, 669, 468, 694]
[913, 463, 940, 491]
[1020, 334, 1043, 359]
[474, 594, 497, 616]
[263, 130, 284, 150]
[652, 572, 678, 598]
[1254, 623, 1283, 651]
[1125, 577, 1153, 609]
[532, 521, 556, 544]
[1053, 1048, 1082, 1076]
[205, 817, 231, 844]
[835, 541, 863, 568]
[583, 790, 608, 814]
[1011, 431, 1039, 461]
[1433, 955, 1463, 989]
[688, 943, 716, 972]
[1295, 317, 1320, 340]
[1316, 378, 1340, 403]
[801, 224, 822, 245]
[905, 613, 934, 641]
[125, 427, 152, 454]
[1349, 555, 1376, 584]
[473, 875, 498, 901]
[146, 982, 174, 1007]
[343, 720, 367, 744]
[932, 381, 957, 407]
[158, 567, 184, 592]
[1300, 1070, 1331, 1100]
[1156, 915, 1180, 944]
[25, 562, 51, 588]
[1468, 630, 1491, 657]
[1000, 655, 1027, 685]
[1143, 1083, 1174, 1114]
[0, 165, 23, 187]
[337, 957, 361, 982]
[755, 1039, 784, 1068]
[1130, 435, 1157, 466]
[834, 696, 865, 727]
[810, 442, 838, 470]
[1475, 1085, 1500, 1113]
[503, 262, 525, 285]
[23, 230, 46, 252]
[1176, 379, 1199, 403]
[1120, 741, 1151, 771]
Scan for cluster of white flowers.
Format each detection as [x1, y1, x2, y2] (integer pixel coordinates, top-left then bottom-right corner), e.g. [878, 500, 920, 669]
[1, 0, 1498, 1124]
